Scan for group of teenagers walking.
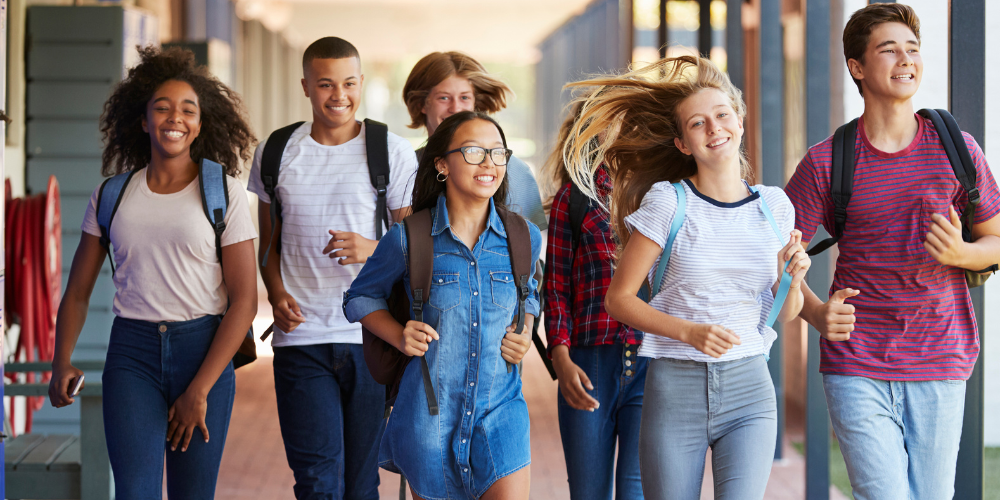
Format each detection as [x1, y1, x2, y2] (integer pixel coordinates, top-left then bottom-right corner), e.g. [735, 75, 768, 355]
[44, 2, 1000, 500]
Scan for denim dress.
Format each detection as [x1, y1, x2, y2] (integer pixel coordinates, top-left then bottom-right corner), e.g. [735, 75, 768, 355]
[344, 196, 541, 500]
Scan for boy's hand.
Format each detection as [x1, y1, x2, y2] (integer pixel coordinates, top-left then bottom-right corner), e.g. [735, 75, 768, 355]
[270, 292, 305, 332]
[551, 345, 600, 411]
[817, 288, 859, 341]
[501, 315, 533, 365]
[324, 231, 378, 265]
[401, 321, 439, 356]
[925, 206, 967, 268]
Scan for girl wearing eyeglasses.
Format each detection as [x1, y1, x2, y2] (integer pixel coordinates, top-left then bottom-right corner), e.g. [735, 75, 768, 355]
[344, 111, 540, 500]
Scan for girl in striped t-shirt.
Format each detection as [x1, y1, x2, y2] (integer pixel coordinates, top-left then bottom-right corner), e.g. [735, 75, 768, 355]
[563, 56, 811, 499]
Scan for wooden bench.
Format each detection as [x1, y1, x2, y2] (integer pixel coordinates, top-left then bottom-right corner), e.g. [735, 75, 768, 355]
[4, 361, 112, 500]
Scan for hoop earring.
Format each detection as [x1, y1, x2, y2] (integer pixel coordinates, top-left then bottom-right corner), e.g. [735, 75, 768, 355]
[436, 171, 448, 182]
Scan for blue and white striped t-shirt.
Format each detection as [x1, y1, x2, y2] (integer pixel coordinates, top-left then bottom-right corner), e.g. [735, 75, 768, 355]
[624, 179, 795, 362]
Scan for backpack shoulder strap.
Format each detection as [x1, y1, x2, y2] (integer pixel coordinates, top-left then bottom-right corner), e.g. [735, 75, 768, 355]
[402, 208, 438, 415]
[260, 121, 305, 267]
[918, 109, 980, 239]
[648, 182, 686, 301]
[749, 185, 794, 329]
[96, 169, 139, 275]
[568, 182, 591, 250]
[497, 208, 533, 334]
[806, 118, 858, 256]
[365, 118, 391, 240]
[199, 159, 229, 264]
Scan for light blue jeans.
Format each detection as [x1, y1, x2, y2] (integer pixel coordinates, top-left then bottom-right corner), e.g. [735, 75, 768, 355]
[823, 374, 966, 500]
[638, 355, 776, 500]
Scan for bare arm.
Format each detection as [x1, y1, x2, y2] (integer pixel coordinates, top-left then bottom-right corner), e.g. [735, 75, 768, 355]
[49, 233, 107, 407]
[604, 232, 740, 358]
[925, 209, 1000, 271]
[258, 200, 304, 331]
[167, 239, 257, 452]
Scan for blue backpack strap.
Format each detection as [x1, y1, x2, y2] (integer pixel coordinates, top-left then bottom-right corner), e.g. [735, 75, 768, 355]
[647, 182, 686, 302]
[748, 185, 793, 328]
[95, 170, 139, 275]
[199, 159, 229, 263]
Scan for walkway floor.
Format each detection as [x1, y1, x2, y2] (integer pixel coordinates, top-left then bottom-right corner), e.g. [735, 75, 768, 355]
[214, 354, 846, 500]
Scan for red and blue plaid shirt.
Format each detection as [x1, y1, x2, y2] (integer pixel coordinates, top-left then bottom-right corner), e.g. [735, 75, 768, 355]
[544, 169, 641, 355]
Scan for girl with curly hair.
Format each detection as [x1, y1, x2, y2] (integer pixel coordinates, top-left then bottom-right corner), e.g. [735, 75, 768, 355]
[566, 56, 810, 499]
[48, 46, 258, 499]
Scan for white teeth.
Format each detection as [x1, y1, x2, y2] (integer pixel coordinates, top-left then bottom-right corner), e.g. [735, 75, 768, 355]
[892, 75, 913, 80]
[331, 105, 348, 111]
[164, 131, 183, 139]
[708, 138, 729, 148]
[475, 176, 494, 182]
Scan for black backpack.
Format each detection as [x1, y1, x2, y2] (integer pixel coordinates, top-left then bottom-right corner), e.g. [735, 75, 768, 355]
[805, 108, 998, 287]
[258, 119, 391, 341]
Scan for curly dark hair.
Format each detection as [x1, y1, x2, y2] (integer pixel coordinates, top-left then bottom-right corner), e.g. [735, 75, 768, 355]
[411, 111, 510, 213]
[100, 46, 255, 177]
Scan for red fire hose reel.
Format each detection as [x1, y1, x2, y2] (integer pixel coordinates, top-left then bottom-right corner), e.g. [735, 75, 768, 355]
[4, 176, 62, 435]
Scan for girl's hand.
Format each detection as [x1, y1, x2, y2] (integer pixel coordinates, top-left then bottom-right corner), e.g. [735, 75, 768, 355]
[680, 323, 741, 358]
[551, 345, 600, 411]
[501, 315, 533, 365]
[167, 390, 209, 452]
[48, 363, 84, 408]
[401, 321, 439, 356]
[778, 230, 811, 288]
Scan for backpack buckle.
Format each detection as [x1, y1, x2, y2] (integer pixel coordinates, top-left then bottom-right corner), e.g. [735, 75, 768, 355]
[376, 175, 387, 196]
[517, 275, 530, 300]
[968, 187, 981, 205]
[214, 221, 227, 234]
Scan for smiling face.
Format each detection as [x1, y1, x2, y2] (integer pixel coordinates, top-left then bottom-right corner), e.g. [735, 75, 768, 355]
[423, 75, 476, 135]
[848, 22, 922, 102]
[435, 118, 507, 203]
[142, 79, 202, 162]
[673, 88, 744, 167]
[302, 56, 363, 131]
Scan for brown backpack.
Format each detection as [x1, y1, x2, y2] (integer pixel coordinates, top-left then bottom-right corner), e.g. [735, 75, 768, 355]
[362, 206, 534, 417]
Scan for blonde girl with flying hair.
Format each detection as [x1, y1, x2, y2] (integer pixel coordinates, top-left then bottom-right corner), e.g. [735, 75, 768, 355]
[564, 56, 811, 499]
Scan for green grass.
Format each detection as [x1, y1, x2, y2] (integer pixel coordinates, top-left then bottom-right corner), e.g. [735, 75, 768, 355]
[791, 439, 853, 499]
[988, 448, 1000, 500]
[791, 444, 1000, 500]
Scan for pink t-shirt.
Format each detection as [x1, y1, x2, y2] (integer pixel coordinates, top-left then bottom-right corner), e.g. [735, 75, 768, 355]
[785, 114, 1000, 381]
[82, 168, 258, 322]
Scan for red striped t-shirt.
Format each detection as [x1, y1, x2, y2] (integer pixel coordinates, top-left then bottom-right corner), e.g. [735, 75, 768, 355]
[785, 114, 1000, 381]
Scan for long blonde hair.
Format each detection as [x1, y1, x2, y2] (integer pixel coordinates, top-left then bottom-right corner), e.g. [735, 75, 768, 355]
[563, 55, 752, 251]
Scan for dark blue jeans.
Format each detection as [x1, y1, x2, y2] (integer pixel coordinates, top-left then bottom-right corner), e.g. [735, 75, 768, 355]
[103, 314, 235, 500]
[273, 343, 383, 500]
[558, 344, 647, 500]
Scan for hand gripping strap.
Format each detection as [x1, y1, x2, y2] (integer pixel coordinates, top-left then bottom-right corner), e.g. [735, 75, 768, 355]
[259, 121, 305, 268]
[649, 182, 686, 301]
[749, 186, 793, 329]
[95, 170, 139, 275]
[405, 210, 439, 415]
[498, 208, 533, 374]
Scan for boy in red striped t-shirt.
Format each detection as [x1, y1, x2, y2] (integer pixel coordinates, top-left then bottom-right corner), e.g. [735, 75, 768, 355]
[785, 4, 1000, 499]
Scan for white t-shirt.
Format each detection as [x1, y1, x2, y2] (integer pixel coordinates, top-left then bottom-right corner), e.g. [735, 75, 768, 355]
[624, 179, 794, 362]
[247, 121, 418, 346]
[81, 168, 258, 322]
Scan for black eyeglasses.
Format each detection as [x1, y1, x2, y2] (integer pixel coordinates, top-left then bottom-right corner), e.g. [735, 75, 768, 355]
[443, 146, 513, 166]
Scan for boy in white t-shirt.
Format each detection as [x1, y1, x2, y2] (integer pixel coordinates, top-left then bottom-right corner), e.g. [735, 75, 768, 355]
[247, 37, 417, 499]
